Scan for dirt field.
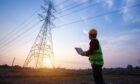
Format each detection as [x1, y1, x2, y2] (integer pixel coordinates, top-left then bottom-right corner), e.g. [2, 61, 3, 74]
[0, 67, 140, 84]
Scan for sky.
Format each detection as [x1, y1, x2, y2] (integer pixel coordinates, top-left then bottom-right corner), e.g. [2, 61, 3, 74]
[0, 0, 140, 69]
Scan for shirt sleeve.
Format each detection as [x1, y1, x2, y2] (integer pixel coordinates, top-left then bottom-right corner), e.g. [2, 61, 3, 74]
[85, 39, 99, 56]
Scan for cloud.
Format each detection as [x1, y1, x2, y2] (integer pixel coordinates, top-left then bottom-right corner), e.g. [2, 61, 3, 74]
[72, 28, 140, 68]
[95, 0, 114, 9]
[121, 0, 140, 23]
[73, 0, 89, 4]
[83, 29, 88, 35]
[130, 28, 140, 33]
[80, 16, 89, 23]
[101, 28, 140, 46]
[75, 41, 87, 46]
[100, 29, 140, 67]
[58, 4, 64, 9]
[104, 15, 112, 22]
[104, 0, 113, 8]
[80, 0, 89, 3]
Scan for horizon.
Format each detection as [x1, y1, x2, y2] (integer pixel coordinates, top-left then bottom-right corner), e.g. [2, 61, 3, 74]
[0, 0, 140, 69]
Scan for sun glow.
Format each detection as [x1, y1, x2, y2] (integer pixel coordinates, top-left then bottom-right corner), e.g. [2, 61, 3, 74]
[43, 58, 54, 68]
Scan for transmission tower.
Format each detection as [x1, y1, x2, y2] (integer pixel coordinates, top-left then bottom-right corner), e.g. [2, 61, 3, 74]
[23, 0, 55, 68]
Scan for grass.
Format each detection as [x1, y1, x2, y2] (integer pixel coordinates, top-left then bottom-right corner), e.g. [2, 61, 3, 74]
[0, 67, 140, 84]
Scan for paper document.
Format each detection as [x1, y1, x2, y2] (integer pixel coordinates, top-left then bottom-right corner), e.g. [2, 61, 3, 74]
[75, 47, 84, 55]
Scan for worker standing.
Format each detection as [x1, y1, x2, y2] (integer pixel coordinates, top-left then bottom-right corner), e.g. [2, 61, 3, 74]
[82, 28, 105, 84]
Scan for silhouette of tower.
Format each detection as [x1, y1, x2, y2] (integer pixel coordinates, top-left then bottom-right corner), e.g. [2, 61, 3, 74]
[23, 0, 55, 68]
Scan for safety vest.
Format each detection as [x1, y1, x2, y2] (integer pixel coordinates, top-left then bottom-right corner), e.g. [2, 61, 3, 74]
[89, 40, 104, 65]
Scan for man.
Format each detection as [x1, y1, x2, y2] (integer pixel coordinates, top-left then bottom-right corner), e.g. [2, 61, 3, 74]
[82, 28, 105, 84]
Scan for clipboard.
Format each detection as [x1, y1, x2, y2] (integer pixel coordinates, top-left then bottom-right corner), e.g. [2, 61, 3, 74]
[75, 47, 84, 55]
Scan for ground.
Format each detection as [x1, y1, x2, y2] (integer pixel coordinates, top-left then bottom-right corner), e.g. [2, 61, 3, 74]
[0, 67, 140, 84]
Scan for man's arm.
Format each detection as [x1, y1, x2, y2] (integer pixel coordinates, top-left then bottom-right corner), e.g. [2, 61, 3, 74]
[82, 39, 99, 56]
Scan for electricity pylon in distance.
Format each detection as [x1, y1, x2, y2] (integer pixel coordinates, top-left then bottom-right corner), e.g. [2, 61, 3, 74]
[23, 0, 55, 68]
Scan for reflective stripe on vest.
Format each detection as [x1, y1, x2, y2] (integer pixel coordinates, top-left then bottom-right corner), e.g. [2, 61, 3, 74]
[89, 45, 104, 65]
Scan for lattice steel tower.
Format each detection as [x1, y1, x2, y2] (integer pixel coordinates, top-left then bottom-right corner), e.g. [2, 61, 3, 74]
[23, 0, 55, 68]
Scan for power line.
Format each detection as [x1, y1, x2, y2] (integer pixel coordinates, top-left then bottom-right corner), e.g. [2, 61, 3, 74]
[2, 4, 139, 52]
[23, 0, 56, 68]
[2, 0, 86, 45]
[0, 1, 62, 52]
[56, 1, 103, 18]
[0, 21, 41, 50]
[0, 8, 40, 42]
[0, 0, 70, 46]
[0, 1, 70, 46]
[1, 3, 139, 58]
[54, 0, 68, 7]
[1, 0, 70, 41]
[0, 28, 40, 58]
[55, 0, 92, 15]
[0, 24, 41, 57]
[0, 17, 39, 49]
[55, 4, 140, 29]
[2, 4, 140, 48]
[0, 0, 72, 56]
[0, 32, 38, 57]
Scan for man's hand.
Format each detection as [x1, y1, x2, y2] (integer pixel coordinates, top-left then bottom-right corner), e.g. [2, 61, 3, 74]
[81, 52, 87, 56]
[81, 52, 85, 56]
[81, 52, 90, 57]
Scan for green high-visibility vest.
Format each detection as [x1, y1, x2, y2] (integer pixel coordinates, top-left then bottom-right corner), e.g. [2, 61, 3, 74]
[89, 41, 104, 65]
